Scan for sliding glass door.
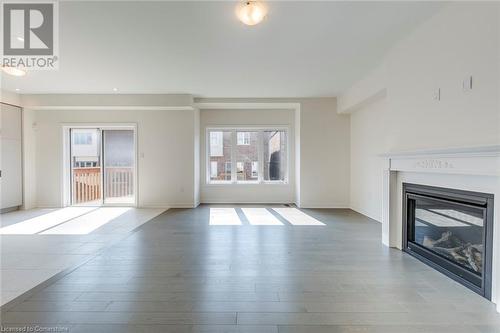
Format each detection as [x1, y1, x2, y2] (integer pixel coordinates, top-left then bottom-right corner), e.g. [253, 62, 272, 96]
[70, 128, 102, 205]
[70, 127, 135, 206]
[103, 130, 135, 205]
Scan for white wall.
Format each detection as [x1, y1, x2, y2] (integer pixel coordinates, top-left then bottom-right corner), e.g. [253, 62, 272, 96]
[193, 107, 201, 207]
[22, 108, 37, 209]
[200, 108, 296, 204]
[0, 104, 23, 210]
[197, 98, 351, 208]
[1, 90, 21, 106]
[299, 98, 350, 208]
[349, 97, 387, 221]
[17, 94, 350, 209]
[21, 94, 198, 209]
[0, 90, 37, 210]
[341, 2, 500, 221]
[385, 2, 499, 151]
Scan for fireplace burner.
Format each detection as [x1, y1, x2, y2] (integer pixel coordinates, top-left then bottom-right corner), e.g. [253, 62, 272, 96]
[403, 183, 494, 299]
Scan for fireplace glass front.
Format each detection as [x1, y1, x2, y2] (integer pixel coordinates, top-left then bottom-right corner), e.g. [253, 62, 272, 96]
[404, 183, 493, 299]
[413, 198, 484, 274]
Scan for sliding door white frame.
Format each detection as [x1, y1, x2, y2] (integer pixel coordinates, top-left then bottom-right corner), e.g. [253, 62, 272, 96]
[62, 123, 138, 207]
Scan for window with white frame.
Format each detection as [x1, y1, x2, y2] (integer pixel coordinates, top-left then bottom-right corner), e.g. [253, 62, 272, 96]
[251, 161, 258, 178]
[224, 162, 231, 181]
[210, 131, 224, 157]
[208, 131, 232, 182]
[237, 132, 250, 145]
[207, 128, 287, 184]
[236, 131, 258, 182]
[263, 130, 287, 182]
[236, 162, 244, 176]
[210, 161, 218, 178]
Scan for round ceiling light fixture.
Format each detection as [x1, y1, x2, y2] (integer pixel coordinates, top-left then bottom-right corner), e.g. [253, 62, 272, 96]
[236, 1, 267, 26]
[2, 66, 27, 77]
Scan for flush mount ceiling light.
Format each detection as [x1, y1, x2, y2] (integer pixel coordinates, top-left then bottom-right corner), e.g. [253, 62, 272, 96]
[1, 66, 27, 77]
[236, 1, 267, 26]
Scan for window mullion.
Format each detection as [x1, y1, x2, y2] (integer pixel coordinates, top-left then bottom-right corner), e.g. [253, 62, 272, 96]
[258, 130, 264, 184]
[231, 130, 237, 183]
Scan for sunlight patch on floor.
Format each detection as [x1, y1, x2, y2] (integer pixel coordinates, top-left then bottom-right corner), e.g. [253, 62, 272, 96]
[0, 207, 96, 235]
[242, 208, 283, 225]
[40, 207, 131, 235]
[209, 208, 242, 225]
[273, 208, 325, 226]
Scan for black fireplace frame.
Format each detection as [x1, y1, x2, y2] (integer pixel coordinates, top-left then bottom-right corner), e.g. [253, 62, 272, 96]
[402, 183, 494, 299]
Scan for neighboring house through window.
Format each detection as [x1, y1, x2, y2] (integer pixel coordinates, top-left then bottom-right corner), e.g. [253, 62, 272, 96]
[251, 161, 258, 178]
[207, 128, 287, 184]
[210, 161, 218, 178]
[210, 131, 223, 156]
[74, 133, 93, 145]
[224, 162, 231, 181]
[237, 132, 250, 145]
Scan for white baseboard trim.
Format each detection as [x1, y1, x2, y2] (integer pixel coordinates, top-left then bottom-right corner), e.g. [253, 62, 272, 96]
[34, 205, 180, 210]
[200, 200, 293, 205]
[349, 205, 382, 223]
[140, 203, 196, 209]
[298, 202, 350, 209]
[137, 205, 170, 210]
[33, 205, 64, 209]
[196, 202, 350, 209]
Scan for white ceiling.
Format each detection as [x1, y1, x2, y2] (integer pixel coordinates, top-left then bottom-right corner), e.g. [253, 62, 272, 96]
[2, 1, 444, 97]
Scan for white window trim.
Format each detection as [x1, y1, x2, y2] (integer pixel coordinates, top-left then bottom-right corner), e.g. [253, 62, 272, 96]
[206, 126, 289, 185]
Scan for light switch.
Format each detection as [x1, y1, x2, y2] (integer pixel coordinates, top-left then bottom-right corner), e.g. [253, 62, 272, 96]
[463, 76, 473, 91]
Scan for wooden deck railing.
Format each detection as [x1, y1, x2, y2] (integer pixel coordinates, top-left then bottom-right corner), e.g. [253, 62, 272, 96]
[73, 167, 133, 203]
[73, 167, 101, 204]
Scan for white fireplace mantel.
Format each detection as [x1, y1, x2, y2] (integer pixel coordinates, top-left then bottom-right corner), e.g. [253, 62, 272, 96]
[382, 145, 500, 178]
[380, 144, 500, 308]
[381, 144, 500, 247]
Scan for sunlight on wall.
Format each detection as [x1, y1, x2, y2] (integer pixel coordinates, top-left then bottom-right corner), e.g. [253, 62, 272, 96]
[40, 207, 131, 235]
[242, 208, 283, 225]
[0, 207, 96, 235]
[272, 208, 325, 226]
[209, 208, 242, 225]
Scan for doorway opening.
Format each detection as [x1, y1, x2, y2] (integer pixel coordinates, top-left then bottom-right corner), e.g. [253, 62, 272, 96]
[65, 126, 136, 206]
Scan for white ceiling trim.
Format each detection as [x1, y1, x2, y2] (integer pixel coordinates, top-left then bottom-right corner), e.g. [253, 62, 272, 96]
[26, 106, 195, 111]
[195, 102, 300, 111]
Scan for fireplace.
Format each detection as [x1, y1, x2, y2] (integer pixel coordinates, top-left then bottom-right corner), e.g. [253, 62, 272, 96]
[403, 183, 494, 299]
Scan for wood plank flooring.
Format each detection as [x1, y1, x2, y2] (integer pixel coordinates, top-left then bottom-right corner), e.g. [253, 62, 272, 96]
[1, 206, 500, 332]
